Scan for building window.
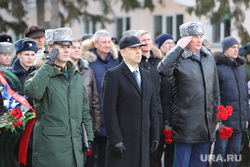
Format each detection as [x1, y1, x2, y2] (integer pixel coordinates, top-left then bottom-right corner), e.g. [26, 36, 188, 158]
[44, 21, 50, 29]
[212, 19, 230, 44]
[83, 20, 94, 34]
[116, 17, 130, 40]
[153, 14, 183, 42]
[176, 14, 183, 40]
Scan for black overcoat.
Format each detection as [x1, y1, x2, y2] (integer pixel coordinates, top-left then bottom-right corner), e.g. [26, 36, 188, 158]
[157, 46, 220, 143]
[102, 61, 159, 167]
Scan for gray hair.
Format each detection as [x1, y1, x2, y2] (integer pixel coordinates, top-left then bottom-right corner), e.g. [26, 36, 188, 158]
[123, 29, 137, 38]
[93, 29, 111, 42]
[134, 30, 149, 38]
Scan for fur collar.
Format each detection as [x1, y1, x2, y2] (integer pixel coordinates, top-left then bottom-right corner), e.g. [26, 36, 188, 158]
[215, 53, 245, 66]
[77, 58, 89, 71]
[33, 54, 46, 69]
[81, 39, 118, 63]
[33, 54, 78, 70]
[182, 46, 211, 59]
[151, 45, 165, 59]
[10, 58, 36, 74]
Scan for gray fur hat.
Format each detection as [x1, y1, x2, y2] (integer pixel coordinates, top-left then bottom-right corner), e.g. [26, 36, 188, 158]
[0, 42, 14, 54]
[179, 22, 204, 38]
[45, 27, 72, 46]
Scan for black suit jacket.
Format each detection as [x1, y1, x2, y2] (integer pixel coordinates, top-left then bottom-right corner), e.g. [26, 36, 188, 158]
[102, 61, 159, 167]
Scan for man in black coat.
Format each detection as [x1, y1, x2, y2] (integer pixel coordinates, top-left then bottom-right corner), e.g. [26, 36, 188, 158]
[102, 36, 159, 167]
[213, 36, 249, 167]
[157, 22, 220, 167]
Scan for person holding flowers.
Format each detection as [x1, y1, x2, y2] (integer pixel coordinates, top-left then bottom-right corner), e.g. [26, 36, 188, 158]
[0, 38, 38, 167]
[157, 21, 220, 167]
[212, 37, 249, 167]
[24, 27, 93, 167]
[0, 67, 35, 167]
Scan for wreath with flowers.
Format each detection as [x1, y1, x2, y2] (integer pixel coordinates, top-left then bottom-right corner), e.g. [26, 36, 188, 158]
[0, 70, 36, 166]
[0, 84, 35, 131]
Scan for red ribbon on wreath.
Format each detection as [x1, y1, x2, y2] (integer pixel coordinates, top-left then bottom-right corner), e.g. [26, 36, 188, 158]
[0, 70, 36, 166]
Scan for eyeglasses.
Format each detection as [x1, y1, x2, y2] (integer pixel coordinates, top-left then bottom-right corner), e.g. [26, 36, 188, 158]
[164, 42, 175, 45]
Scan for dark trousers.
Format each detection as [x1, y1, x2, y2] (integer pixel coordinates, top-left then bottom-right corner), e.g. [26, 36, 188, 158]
[164, 142, 175, 167]
[85, 136, 107, 167]
[174, 142, 210, 167]
[150, 134, 175, 167]
[212, 132, 242, 167]
[150, 134, 166, 167]
[239, 130, 250, 167]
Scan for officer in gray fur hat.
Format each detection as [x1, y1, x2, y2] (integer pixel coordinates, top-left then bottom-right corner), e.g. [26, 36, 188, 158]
[0, 42, 13, 68]
[24, 27, 94, 167]
[157, 21, 220, 166]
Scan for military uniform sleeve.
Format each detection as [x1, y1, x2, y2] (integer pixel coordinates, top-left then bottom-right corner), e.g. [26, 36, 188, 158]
[24, 64, 54, 101]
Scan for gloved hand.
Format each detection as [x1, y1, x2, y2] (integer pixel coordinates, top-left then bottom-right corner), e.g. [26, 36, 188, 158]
[86, 141, 93, 156]
[150, 140, 159, 152]
[45, 48, 59, 66]
[111, 142, 126, 158]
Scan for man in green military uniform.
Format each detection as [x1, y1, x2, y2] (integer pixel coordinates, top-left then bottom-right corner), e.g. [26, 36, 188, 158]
[24, 27, 93, 167]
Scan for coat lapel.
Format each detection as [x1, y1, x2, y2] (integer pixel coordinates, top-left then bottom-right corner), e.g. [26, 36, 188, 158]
[139, 66, 146, 96]
[121, 62, 142, 94]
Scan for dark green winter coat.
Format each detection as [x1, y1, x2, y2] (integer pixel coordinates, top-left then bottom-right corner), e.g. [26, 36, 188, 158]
[24, 62, 93, 167]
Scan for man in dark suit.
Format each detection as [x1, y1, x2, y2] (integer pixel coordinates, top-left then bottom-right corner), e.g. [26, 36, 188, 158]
[102, 36, 159, 167]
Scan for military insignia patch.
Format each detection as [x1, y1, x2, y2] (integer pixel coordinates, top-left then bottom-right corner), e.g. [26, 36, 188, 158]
[197, 27, 202, 33]
[29, 43, 33, 47]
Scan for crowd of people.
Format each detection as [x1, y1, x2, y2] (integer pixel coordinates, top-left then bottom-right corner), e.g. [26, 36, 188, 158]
[0, 21, 250, 167]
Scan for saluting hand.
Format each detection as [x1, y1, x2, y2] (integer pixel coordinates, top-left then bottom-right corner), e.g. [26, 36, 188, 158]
[45, 48, 59, 66]
[177, 36, 192, 49]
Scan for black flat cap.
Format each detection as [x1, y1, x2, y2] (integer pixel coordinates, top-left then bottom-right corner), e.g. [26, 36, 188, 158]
[119, 36, 145, 49]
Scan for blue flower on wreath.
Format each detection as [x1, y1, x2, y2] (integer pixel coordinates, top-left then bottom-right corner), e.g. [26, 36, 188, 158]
[2, 88, 11, 100]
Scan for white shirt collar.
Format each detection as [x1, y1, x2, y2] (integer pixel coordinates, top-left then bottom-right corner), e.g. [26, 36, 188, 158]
[124, 61, 140, 73]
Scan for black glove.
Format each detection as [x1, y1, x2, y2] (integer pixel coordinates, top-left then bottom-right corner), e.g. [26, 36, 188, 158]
[150, 140, 159, 152]
[111, 142, 126, 158]
[45, 48, 59, 66]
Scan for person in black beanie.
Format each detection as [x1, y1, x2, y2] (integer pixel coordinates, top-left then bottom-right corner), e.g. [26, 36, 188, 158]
[212, 36, 249, 167]
[155, 33, 175, 55]
[155, 33, 176, 167]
